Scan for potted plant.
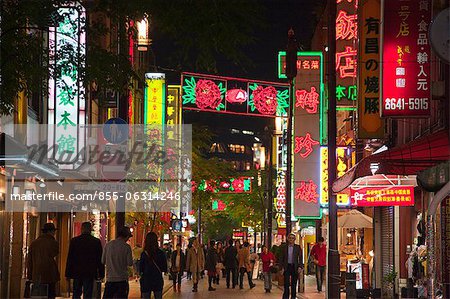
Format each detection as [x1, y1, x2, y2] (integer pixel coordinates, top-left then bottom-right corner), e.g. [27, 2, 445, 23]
[383, 270, 398, 298]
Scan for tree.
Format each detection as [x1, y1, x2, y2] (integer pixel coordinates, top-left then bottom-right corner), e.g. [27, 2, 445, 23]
[0, 0, 264, 115]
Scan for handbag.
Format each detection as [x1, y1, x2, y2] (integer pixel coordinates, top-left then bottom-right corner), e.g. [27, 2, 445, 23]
[216, 262, 224, 271]
[30, 282, 48, 299]
[269, 264, 279, 274]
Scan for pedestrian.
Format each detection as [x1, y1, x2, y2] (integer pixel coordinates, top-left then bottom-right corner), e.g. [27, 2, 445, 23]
[102, 226, 133, 299]
[65, 222, 104, 299]
[237, 241, 256, 289]
[224, 239, 238, 289]
[310, 236, 327, 293]
[139, 232, 168, 299]
[27, 223, 59, 299]
[280, 233, 303, 299]
[260, 245, 276, 293]
[205, 240, 218, 291]
[186, 241, 193, 280]
[215, 241, 225, 284]
[185, 238, 205, 292]
[200, 243, 207, 279]
[170, 243, 185, 293]
[132, 244, 143, 282]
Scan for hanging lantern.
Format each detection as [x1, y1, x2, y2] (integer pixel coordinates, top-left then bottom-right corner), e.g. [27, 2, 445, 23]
[136, 15, 151, 51]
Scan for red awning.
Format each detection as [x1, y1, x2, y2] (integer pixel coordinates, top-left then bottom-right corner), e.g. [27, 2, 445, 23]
[333, 130, 450, 193]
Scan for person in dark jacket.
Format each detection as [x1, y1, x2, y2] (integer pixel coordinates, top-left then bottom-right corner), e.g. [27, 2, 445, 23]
[139, 232, 168, 299]
[280, 233, 303, 299]
[205, 240, 218, 291]
[27, 223, 60, 299]
[170, 243, 185, 292]
[224, 239, 238, 289]
[66, 222, 104, 299]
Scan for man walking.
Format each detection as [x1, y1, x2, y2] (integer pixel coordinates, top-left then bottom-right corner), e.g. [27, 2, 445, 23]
[310, 236, 327, 292]
[66, 222, 104, 299]
[224, 239, 238, 289]
[280, 233, 303, 299]
[186, 238, 205, 292]
[102, 226, 133, 299]
[27, 223, 60, 299]
[237, 242, 256, 289]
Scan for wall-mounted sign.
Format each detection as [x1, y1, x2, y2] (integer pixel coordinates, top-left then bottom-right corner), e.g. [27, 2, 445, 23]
[144, 73, 166, 124]
[350, 186, 415, 207]
[336, 0, 358, 107]
[358, 0, 384, 138]
[48, 2, 86, 169]
[320, 147, 353, 207]
[291, 52, 324, 219]
[181, 73, 290, 117]
[381, 0, 431, 117]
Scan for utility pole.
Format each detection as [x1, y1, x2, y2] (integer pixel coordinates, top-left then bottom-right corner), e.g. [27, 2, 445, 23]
[285, 28, 297, 237]
[265, 126, 274, 248]
[327, 0, 340, 297]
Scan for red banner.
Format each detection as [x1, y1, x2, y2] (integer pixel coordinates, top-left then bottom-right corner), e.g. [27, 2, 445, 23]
[382, 0, 431, 117]
[350, 186, 414, 207]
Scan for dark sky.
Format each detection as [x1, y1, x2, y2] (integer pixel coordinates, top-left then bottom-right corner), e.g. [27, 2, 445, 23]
[154, 0, 326, 131]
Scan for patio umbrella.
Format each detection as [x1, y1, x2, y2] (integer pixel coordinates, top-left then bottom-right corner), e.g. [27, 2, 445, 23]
[338, 209, 373, 228]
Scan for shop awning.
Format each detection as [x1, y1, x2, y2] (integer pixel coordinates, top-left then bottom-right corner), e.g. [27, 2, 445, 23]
[333, 130, 450, 193]
[0, 132, 60, 178]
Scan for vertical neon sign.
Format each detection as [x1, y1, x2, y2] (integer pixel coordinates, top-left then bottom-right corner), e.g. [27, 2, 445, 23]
[48, 2, 86, 169]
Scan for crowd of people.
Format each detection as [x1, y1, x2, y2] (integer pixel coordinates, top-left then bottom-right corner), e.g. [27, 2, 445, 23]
[26, 222, 327, 299]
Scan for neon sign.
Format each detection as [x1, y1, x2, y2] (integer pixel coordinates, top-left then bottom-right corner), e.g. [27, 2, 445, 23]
[295, 87, 319, 114]
[294, 180, 319, 204]
[294, 133, 320, 158]
[193, 177, 252, 194]
[350, 186, 415, 207]
[144, 73, 166, 125]
[181, 73, 289, 117]
[48, 2, 86, 169]
[336, 0, 358, 106]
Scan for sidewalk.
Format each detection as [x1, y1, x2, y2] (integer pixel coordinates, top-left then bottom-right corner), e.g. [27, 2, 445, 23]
[164, 274, 284, 298]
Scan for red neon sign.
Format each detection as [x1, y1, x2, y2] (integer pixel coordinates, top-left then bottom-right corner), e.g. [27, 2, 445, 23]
[350, 186, 415, 207]
[295, 87, 319, 114]
[336, 46, 357, 79]
[294, 133, 320, 158]
[336, 10, 358, 40]
[295, 180, 319, 203]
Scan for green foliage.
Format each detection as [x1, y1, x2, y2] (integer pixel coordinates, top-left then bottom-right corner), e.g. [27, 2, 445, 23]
[1, 0, 264, 115]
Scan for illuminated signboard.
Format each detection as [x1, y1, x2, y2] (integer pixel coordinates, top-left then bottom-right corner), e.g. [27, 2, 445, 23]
[144, 73, 166, 124]
[275, 170, 287, 228]
[193, 177, 252, 194]
[358, 0, 384, 138]
[381, 0, 431, 117]
[292, 52, 323, 219]
[212, 200, 226, 211]
[350, 186, 415, 207]
[48, 2, 86, 169]
[336, 0, 358, 107]
[320, 147, 354, 207]
[181, 72, 290, 118]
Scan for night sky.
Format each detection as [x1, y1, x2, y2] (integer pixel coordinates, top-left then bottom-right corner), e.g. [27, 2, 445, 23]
[153, 0, 326, 133]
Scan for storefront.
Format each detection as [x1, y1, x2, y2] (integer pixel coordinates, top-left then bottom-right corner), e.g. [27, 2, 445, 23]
[332, 130, 449, 297]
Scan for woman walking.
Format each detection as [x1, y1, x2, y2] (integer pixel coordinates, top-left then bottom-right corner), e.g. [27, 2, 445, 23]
[205, 240, 218, 291]
[186, 238, 205, 292]
[139, 232, 168, 299]
[215, 241, 225, 284]
[260, 245, 276, 293]
[170, 243, 185, 293]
